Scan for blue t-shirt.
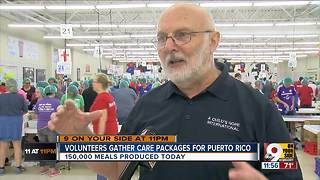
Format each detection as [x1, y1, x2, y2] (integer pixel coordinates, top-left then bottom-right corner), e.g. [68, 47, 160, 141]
[0, 93, 27, 115]
[277, 85, 296, 111]
[111, 88, 137, 125]
[33, 97, 60, 129]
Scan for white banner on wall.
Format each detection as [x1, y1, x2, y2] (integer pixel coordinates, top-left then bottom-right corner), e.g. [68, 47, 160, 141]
[8, 36, 40, 60]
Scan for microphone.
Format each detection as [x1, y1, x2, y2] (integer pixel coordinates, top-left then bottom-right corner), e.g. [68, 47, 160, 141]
[118, 128, 156, 180]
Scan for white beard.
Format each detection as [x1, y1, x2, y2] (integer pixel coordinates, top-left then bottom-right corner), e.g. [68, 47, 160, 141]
[161, 43, 212, 85]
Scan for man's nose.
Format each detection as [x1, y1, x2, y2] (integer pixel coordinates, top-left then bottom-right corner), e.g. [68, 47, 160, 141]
[164, 37, 178, 52]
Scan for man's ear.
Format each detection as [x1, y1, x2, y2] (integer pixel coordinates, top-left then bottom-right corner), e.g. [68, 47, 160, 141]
[210, 31, 220, 53]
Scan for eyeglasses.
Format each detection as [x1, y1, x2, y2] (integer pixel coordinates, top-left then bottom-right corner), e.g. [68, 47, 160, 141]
[155, 30, 214, 49]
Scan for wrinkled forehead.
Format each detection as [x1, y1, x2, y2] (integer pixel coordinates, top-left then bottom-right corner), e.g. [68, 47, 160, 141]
[158, 5, 213, 33]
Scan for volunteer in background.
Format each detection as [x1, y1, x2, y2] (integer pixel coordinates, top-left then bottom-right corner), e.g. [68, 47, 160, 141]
[60, 85, 84, 111]
[0, 82, 7, 93]
[82, 79, 97, 112]
[0, 79, 28, 175]
[277, 78, 296, 115]
[47, 77, 57, 85]
[21, 78, 35, 103]
[33, 85, 60, 177]
[298, 79, 314, 108]
[90, 73, 118, 135]
[111, 80, 137, 125]
[234, 73, 241, 81]
[254, 80, 264, 94]
[28, 87, 44, 110]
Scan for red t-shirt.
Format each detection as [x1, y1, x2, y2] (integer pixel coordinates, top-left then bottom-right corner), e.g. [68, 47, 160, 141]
[0, 86, 7, 93]
[294, 81, 302, 92]
[298, 86, 313, 106]
[90, 92, 118, 135]
[269, 90, 277, 100]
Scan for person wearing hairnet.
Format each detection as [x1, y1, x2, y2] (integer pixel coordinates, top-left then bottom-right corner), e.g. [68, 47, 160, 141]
[0, 79, 28, 175]
[33, 85, 60, 177]
[60, 85, 84, 111]
[47, 77, 57, 85]
[21, 78, 35, 102]
[82, 79, 97, 113]
[111, 80, 137, 125]
[277, 78, 296, 115]
[28, 87, 44, 110]
[37, 81, 49, 89]
[297, 79, 314, 108]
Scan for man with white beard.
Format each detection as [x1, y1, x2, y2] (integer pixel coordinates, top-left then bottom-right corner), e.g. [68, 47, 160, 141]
[48, 3, 302, 180]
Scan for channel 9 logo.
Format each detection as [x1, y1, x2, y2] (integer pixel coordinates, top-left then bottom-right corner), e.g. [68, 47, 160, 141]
[264, 143, 294, 162]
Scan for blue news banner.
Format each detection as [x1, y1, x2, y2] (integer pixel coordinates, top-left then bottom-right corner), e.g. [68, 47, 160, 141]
[57, 143, 259, 161]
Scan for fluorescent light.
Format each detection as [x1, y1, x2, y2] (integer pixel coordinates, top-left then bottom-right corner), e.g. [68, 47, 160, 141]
[0, 5, 45, 10]
[118, 24, 156, 28]
[200, 2, 252, 7]
[235, 23, 273, 27]
[139, 43, 154, 46]
[219, 42, 240, 45]
[75, 36, 99, 39]
[96, 4, 146, 9]
[8, 24, 44, 28]
[83, 49, 95, 51]
[67, 43, 91, 47]
[275, 22, 317, 26]
[44, 24, 60, 28]
[115, 43, 138, 46]
[101, 35, 130, 39]
[292, 48, 320, 50]
[215, 24, 234, 27]
[286, 35, 319, 38]
[43, 36, 65, 39]
[123, 48, 156, 51]
[131, 34, 156, 38]
[126, 52, 158, 55]
[90, 43, 113, 46]
[216, 48, 232, 51]
[254, 1, 311, 6]
[294, 51, 318, 54]
[44, 35, 99, 39]
[255, 35, 286, 38]
[222, 35, 253, 38]
[81, 24, 117, 28]
[147, 3, 174, 8]
[231, 48, 274, 51]
[294, 42, 319, 45]
[66, 24, 81, 27]
[241, 42, 267, 45]
[46, 5, 95, 10]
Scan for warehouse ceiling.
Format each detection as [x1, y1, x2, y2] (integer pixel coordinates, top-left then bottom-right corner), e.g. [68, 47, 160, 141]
[0, 1, 320, 62]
